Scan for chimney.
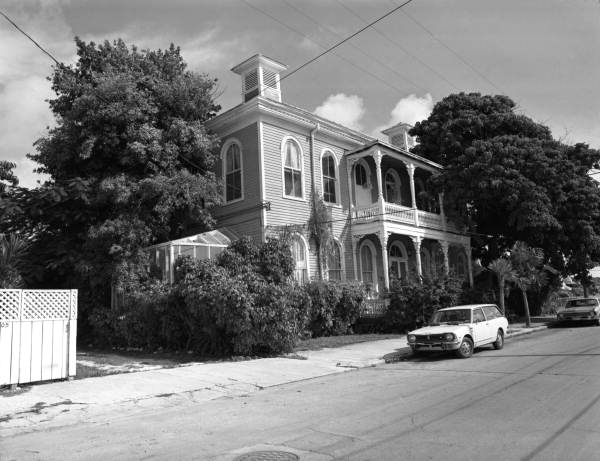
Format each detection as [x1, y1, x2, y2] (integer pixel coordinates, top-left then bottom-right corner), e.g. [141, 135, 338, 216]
[381, 122, 417, 151]
[231, 54, 288, 103]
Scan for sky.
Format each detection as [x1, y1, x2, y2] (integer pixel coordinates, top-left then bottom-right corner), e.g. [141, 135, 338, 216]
[1, 0, 599, 187]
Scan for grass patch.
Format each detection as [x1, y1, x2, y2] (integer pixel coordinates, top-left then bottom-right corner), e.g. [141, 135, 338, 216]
[294, 333, 403, 351]
[75, 333, 403, 379]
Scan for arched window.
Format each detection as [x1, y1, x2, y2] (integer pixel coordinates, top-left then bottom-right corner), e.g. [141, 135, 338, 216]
[283, 138, 303, 198]
[456, 252, 467, 278]
[389, 241, 408, 281]
[355, 162, 368, 187]
[327, 241, 342, 281]
[290, 234, 308, 284]
[360, 244, 374, 285]
[420, 247, 432, 278]
[222, 141, 242, 202]
[322, 152, 338, 204]
[384, 169, 401, 204]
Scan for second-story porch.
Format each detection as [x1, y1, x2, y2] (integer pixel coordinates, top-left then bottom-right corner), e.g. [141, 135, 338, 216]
[345, 140, 472, 292]
[346, 140, 451, 232]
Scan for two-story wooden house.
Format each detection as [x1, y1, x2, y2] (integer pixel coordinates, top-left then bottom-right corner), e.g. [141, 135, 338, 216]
[206, 54, 472, 293]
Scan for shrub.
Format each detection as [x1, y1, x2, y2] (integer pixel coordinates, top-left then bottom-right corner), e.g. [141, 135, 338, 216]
[385, 275, 464, 332]
[174, 256, 310, 355]
[305, 281, 366, 337]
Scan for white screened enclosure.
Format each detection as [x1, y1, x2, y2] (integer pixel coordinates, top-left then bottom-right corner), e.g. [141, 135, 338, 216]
[146, 230, 232, 283]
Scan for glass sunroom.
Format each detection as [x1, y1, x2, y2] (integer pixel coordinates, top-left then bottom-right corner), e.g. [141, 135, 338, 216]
[147, 229, 233, 283]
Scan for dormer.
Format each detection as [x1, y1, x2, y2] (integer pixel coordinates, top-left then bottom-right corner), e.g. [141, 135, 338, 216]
[231, 54, 288, 103]
[381, 122, 417, 151]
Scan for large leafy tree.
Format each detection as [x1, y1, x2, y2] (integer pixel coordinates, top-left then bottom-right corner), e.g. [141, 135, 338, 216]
[410, 93, 600, 283]
[0, 38, 222, 323]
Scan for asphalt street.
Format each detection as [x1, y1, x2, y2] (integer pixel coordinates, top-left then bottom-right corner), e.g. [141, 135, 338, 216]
[1, 325, 599, 460]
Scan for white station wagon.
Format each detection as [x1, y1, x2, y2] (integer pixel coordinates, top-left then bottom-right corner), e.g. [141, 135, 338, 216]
[407, 304, 509, 358]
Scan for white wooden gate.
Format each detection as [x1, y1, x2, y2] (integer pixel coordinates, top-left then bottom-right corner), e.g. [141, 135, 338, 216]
[0, 289, 77, 386]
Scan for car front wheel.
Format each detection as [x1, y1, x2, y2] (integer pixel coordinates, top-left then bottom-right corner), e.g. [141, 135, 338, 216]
[493, 330, 504, 350]
[456, 337, 473, 358]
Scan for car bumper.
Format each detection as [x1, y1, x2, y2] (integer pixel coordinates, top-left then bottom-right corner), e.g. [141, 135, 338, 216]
[557, 316, 597, 322]
[411, 341, 461, 352]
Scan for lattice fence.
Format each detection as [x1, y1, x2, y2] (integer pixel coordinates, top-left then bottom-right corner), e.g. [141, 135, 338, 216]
[1, 289, 77, 386]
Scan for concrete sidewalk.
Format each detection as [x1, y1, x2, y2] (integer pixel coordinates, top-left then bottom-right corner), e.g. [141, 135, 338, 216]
[0, 324, 547, 436]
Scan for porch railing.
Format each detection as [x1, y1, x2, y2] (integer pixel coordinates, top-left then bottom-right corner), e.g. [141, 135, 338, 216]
[360, 298, 389, 318]
[352, 202, 449, 232]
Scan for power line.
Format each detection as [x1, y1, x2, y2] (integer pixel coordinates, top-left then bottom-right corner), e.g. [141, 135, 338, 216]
[280, 0, 431, 93]
[240, 0, 425, 93]
[0, 9, 61, 66]
[392, 4, 507, 95]
[1, 10, 209, 175]
[335, 0, 460, 92]
[280, 0, 415, 83]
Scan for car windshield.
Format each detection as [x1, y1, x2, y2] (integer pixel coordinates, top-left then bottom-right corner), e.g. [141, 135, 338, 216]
[565, 298, 598, 308]
[430, 309, 471, 325]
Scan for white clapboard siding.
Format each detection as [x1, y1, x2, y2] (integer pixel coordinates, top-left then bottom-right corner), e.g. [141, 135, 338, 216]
[0, 289, 77, 386]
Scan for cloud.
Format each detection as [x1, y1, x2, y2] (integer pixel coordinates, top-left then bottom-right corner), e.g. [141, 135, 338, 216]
[372, 93, 433, 140]
[314, 93, 365, 131]
[0, 1, 75, 187]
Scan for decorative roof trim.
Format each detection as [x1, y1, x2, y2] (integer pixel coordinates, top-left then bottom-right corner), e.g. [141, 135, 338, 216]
[207, 96, 374, 146]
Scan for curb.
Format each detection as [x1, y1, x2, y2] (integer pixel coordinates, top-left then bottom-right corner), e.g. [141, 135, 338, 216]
[506, 325, 548, 338]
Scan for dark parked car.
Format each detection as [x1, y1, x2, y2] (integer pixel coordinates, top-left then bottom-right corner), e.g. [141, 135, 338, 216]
[556, 297, 600, 325]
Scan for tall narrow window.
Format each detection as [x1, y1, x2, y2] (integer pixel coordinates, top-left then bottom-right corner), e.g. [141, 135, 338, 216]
[224, 142, 242, 202]
[327, 242, 342, 281]
[290, 235, 308, 284]
[384, 170, 401, 204]
[355, 163, 368, 187]
[283, 139, 303, 198]
[322, 153, 337, 204]
[360, 245, 373, 284]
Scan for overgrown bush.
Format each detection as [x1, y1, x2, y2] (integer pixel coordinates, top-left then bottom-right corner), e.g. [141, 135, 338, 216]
[173, 254, 310, 355]
[305, 281, 366, 337]
[92, 236, 311, 356]
[385, 275, 464, 332]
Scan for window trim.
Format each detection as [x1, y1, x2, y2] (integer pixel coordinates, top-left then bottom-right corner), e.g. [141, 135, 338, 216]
[221, 138, 244, 204]
[281, 136, 306, 201]
[359, 239, 378, 292]
[290, 232, 310, 284]
[326, 238, 344, 281]
[384, 168, 402, 204]
[354, 158, 372, 188]
[320, 149, 340, 206]
[389, 241, 408, 281]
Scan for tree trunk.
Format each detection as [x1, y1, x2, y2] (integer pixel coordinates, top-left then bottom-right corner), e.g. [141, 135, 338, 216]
[498, 277, 505, 314]
[583, 284, 589, 297]
[521, 289, 531, 327]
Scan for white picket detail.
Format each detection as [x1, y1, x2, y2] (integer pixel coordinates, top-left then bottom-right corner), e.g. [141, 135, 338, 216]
[0, 289, 77, 386]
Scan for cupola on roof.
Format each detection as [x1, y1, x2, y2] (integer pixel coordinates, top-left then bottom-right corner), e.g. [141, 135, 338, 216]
[381, 122, 417, 151]
[231, 54, 288, 103]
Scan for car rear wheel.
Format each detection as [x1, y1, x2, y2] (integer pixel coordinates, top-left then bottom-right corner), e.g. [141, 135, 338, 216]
[493, 330, 504, 350]
[456, 337, 473, 358]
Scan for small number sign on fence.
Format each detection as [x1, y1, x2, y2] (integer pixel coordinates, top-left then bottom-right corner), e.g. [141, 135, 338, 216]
[0, 289, 77, 386]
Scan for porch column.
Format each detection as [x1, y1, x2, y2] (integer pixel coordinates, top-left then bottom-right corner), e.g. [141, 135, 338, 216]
[465, 243, 473, 287]
[373, 150, 386, 223]
[440, 240, 450, 275]
[410, 236, 423, 280]
[351, 236, 359, 281]
[346, 158, 356, 209]
[379, 230, 390, 291]
[439, 192, 447, 231]
[408, 163, 419, 226]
